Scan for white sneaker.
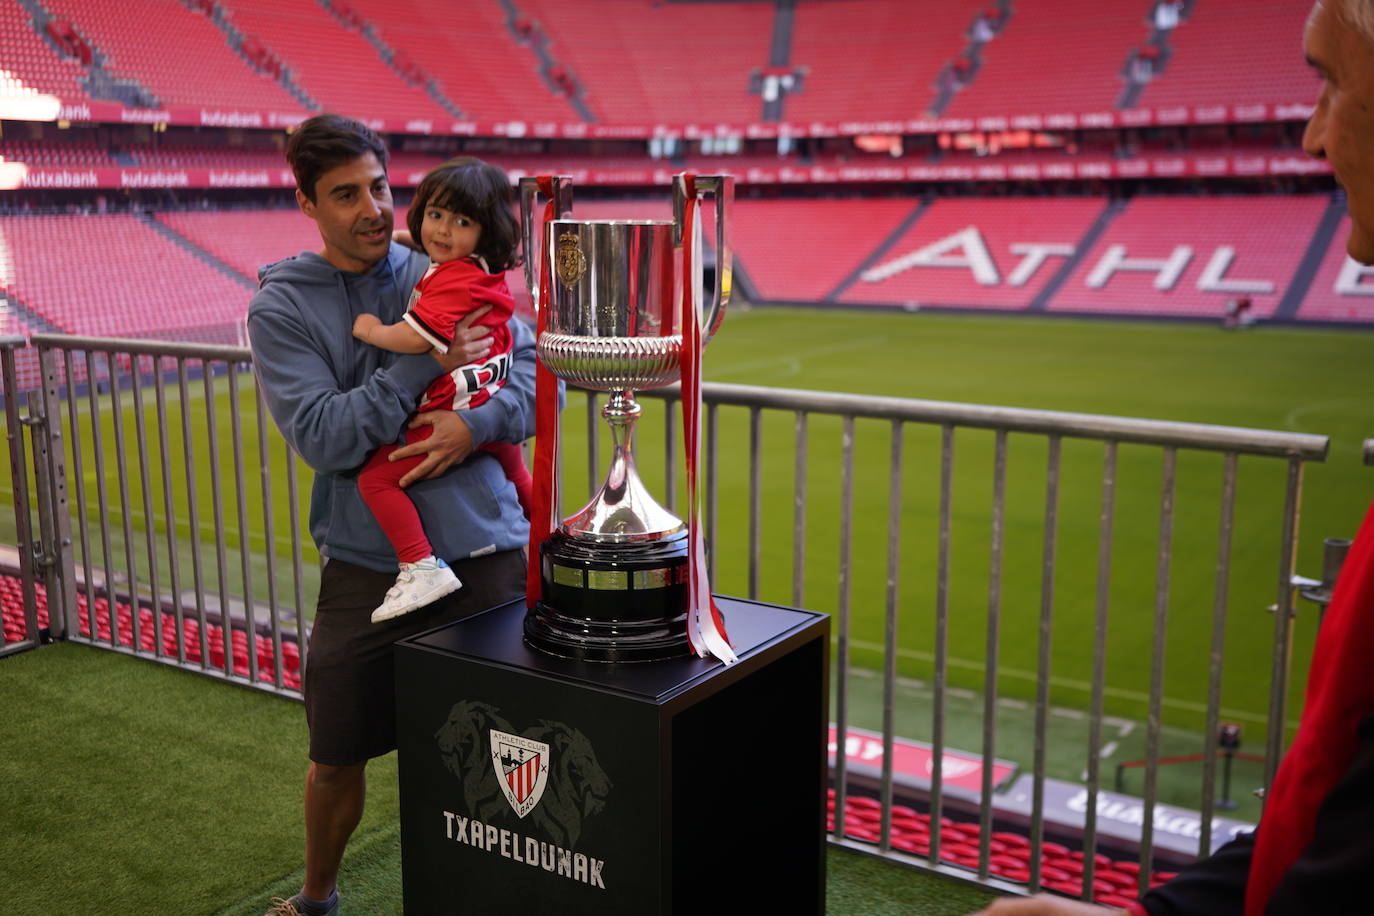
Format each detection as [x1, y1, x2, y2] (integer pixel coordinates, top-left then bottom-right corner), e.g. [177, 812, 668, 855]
[371, 556, 461, 623]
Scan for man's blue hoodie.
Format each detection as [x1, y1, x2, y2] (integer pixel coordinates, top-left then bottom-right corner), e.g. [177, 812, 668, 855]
[246, 241, 534, 572]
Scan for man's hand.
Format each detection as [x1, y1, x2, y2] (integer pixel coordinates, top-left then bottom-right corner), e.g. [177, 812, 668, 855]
[432, 304, 494, 373]
[968, 896, 1127, 915]
[391, 410, 473, 487]
[353, 312, 382, 343]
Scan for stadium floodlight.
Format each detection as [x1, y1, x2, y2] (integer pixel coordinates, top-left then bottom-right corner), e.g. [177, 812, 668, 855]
[0, 71, 60, 122]
[0, 159, 28, 192]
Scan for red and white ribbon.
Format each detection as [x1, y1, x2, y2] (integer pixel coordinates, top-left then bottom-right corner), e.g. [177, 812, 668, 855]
[679, 174, 737, 665]
[526, 176, 561, 609]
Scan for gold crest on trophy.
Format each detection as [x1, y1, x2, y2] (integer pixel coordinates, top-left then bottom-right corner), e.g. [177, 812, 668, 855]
[555, 231, 587, 289]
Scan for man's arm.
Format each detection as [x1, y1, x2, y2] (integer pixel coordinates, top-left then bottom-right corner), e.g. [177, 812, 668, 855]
[247, 300, 439, 475]
[387, 313, 537, 487]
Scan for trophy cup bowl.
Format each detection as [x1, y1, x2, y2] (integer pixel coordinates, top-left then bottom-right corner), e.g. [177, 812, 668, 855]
[521, 175, 732, 662]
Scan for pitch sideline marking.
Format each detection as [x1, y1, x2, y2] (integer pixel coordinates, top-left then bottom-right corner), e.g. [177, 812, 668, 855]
[850, 637, 1296, 730]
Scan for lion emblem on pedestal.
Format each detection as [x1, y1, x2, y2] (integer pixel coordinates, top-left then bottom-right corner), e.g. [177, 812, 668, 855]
[435, 700, 612, 848]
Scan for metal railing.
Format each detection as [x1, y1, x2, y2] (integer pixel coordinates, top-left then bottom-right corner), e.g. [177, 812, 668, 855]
[0, 334, 1336, 902]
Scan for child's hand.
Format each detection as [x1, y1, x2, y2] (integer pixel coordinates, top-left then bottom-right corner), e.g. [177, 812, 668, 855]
[393, 229, 418, 251]
[353, 312, 381, 342]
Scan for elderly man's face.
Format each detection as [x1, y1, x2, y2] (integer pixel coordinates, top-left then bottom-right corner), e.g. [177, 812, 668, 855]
[1304, 0, 1374, 264]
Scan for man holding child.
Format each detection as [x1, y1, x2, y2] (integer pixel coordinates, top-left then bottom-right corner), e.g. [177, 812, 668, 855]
[246, 113, 534, 916]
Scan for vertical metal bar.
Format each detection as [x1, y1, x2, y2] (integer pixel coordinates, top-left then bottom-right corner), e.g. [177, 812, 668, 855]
[1083, 440, 1118, 895]
[87, 353, 117, 646]
[2, 345, 40, 648]
[129, 355, 164, 658]
[1029, 435, 1062, 892]
[256, 383, 284, 686]
[931, 424, 953, 870]
[585, 390, 599, 499]
[1199, 452, 1238, 856]
[707, 403, 718, 582]
[1263, 458, 1304, 799]
[203, 367, 233, 677]
[63, 351, 95, 642]
[286, 440, 306, 687]
[1139, 446, 1178, 896]
[178, 359, 209, 669]
[663, 396, 676, 514]
[229, 367, 258, 685]
[977, 430, 1008, 875]
[748, 406, 761, 601]
[879, 420, 902, 852]
[154, 360, 186, 662]
[35, 347, 76, 640]
[833, 415, 856, 842]
[107, 352, 142, 653]
[792, 411, 808, 608]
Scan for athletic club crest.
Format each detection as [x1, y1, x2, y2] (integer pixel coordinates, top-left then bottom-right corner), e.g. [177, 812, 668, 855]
[490, 729, 551, 818]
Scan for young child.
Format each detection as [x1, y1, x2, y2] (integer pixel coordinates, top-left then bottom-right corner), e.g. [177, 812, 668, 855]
[352, 157, 533, 623]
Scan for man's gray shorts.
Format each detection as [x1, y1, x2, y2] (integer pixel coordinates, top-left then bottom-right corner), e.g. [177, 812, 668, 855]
[303, 549, 526, 766]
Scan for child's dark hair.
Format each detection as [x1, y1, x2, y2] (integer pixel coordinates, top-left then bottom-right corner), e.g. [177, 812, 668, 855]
[407, 157, 520, 273]
[286, 114, 389, 203]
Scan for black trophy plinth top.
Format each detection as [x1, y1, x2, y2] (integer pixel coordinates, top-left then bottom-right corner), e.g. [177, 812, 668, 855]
[402, 594, 823, 705]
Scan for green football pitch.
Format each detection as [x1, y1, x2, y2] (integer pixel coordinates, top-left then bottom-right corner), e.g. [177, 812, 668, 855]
[4, 307, 1371, 757]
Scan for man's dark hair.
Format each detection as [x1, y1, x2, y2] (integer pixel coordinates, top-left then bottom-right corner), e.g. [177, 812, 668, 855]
[286, 114, 389, 202]
[407, 157, 520, 273]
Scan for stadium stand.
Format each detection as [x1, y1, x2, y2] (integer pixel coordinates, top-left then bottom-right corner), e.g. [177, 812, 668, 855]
[154, 208, 322, 281]
[1137, 0, 1319, 112]
[125, 144, 283, 170]
[3, 195, 1370, 331]
[1050, 195, 1330, 319]
[830, 791, 1174, 906]
[732, 197, 921, 304]
[516, 0, 775, 124]
[786, 0, 982, 122]
[0, 570, 302, 688]
[40, 0, 307, 113]
[221, 0, 450, 121]
[946, 0, 1141, 118]
[1298, 216, 1374, 323]
[342, 0, 578, 123]
[0, 139, 118, 167]
[840, 196, 1109, 309]
[0, 0, 93, 105]
[0, 213, 253, 339]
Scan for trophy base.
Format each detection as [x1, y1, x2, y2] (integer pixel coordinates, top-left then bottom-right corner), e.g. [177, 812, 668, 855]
[524, 529, 694, 663]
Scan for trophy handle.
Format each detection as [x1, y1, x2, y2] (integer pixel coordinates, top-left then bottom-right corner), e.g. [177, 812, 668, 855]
[518, 175, 574, 315]
[672, 173, 734, 340]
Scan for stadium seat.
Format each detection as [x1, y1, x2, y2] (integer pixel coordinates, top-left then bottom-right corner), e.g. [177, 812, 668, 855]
[40, 0, 308, 113]
[1051, 195, 1329, 319]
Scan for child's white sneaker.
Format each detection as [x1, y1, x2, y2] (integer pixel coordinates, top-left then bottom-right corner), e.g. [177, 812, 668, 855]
[371, 556, 461, 623]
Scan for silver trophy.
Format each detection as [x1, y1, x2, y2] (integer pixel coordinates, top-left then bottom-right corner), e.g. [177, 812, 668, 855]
[519, 173, 733, 662]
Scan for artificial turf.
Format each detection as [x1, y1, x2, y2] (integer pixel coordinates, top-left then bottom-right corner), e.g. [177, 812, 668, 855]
[1, 641, 995, 915]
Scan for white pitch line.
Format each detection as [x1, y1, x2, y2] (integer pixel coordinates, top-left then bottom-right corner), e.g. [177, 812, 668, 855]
[847, 637, 1298, 730]
[711, 335, 890, 382]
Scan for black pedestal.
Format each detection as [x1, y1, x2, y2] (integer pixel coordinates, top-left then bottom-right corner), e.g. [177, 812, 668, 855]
[394, 595, 829, 915]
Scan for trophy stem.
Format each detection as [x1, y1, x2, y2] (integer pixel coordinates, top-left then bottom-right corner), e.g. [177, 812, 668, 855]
[560, 388, 684, 542]
[601, 389, 639, 501]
